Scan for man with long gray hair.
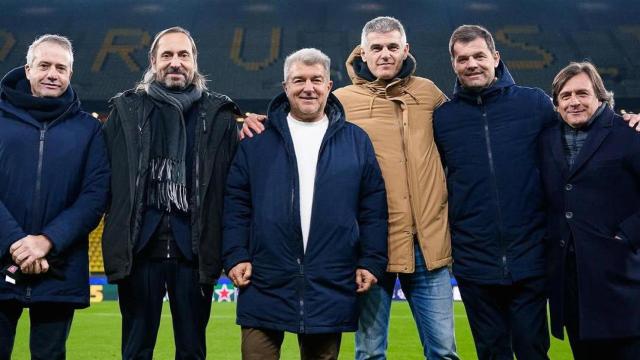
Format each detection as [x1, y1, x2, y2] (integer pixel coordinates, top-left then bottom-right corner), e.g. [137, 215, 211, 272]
[223, 48, 388, 360]
[101, 26, 241, 359]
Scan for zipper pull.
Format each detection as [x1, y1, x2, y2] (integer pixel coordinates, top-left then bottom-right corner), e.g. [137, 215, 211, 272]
[201, 112, 207, 133]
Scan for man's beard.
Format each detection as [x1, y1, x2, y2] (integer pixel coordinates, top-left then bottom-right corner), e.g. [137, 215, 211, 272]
[159, 69, 191, 90]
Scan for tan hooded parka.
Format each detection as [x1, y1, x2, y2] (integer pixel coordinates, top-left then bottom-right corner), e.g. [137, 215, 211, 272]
[333, 46, 452, 273]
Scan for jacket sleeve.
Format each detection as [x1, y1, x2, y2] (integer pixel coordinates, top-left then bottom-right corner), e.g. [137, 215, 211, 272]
[41, 123, 110, 255]
[222, 144, 252, 272]
[618, 136, 640, 251]
[101, 104, 122, 216]
[224, 106, 240, 170]
[432, 84, 449, 109]
[538, 89, 557, 129]
[357, 136, 389, 281]
[0, 201, 27, 258]
[433, 109, 447, 170]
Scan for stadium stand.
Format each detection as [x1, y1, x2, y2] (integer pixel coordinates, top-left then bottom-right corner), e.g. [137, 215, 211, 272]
[2, 0, 639, 273]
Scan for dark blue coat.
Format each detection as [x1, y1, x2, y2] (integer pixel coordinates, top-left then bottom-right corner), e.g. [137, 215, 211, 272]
[223, 92, 388, 334]
[0, 70, 109, 307]
[540, 106, 640, 340]
[434, 61, 555, 284]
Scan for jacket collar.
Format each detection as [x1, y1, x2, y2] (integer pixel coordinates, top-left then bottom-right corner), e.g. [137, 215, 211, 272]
[452, 60, 515, 103]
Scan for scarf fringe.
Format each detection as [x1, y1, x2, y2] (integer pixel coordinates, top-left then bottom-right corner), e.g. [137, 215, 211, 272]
[148, 157, 189, 212]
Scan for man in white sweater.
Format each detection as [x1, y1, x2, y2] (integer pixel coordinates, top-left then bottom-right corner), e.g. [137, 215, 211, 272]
[223, 48, 388, 360]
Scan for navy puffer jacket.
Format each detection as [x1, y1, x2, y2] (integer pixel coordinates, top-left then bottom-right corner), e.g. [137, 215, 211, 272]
[434, 62, 555, 284]
[223, 92, 388, 333]
[0, 67, 109, 307]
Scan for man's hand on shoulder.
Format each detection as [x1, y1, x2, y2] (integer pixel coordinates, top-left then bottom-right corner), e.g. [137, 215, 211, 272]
[621, 110, 640, 132]
[228, 262, 252, 287]
[238, 113, 267, 140]
[9, 235, 53, 272]
[356, 268, 378, 293]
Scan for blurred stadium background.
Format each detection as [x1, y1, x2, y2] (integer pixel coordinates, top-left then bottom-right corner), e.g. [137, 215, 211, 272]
[3, 0, 638, 357]
[3, 0, 640, 117]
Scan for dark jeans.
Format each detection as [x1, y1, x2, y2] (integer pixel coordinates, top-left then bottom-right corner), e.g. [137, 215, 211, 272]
[241, 327, 341, 360]
[457, 276, 550, 360]
[0, 301, 74, 360]
[564, 251, 640, 359]
[117, 257, 213, 360]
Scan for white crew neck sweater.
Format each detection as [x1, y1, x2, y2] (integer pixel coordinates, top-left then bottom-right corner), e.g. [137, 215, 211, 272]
[287, 113, 329, 253]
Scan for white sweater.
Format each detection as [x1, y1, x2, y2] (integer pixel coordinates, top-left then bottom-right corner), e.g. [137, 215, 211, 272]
[287, 113, 329, 253]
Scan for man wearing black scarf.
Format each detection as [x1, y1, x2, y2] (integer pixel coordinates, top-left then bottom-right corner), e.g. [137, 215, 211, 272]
[102, 27, 241, 359]
[0, 35, 109, 359]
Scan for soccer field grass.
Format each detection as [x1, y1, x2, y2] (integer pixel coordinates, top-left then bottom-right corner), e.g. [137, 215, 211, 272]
[13, 301, 572, 359]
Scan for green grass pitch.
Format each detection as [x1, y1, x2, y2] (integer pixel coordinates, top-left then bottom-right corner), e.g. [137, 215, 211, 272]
[12, 301, 572, 359]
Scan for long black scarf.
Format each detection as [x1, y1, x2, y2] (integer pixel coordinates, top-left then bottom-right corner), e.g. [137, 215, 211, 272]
[146, 81, 202, 212]
[0, 66, 76, 122]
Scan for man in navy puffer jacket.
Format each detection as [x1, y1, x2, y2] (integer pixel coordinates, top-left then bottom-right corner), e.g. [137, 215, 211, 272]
[0, 35, 109, 360]
[434, 25, 554, 360]
[223, 48, 388, 360]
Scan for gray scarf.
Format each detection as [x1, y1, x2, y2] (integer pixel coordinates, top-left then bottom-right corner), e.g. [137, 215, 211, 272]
[146, 81, 202, 212]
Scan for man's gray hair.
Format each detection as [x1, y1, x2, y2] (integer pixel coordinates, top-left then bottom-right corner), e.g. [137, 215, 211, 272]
[360, 16, 407, 48]
[26, 34, 74, 69]
[135, 26, 208, 92]
[283, 48, 331, 81]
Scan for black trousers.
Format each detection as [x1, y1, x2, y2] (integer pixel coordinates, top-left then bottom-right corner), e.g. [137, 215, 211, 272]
[0, 300, 74, 360]
[564, 251, 640, 360]
[457, 276, 550, 360]
[117, 257, 214, 360]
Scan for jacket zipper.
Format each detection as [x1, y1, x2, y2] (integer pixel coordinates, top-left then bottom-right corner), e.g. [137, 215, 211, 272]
[297, 257, 305, 333]
[134, 106, 152, 194]
[28, 103, 72, 239]
[296, 119, 340, 332]
[134, 125, 143, 192]
[30, 123, 49, 231]
[166, 217, 171, 258]
[195, 112, 206, 209]
[133, 106, 151, 205]
[288, 148, 304, 332]
[289, 162, 305, 332]
[478, 96, 508, 277]
[35, 126, 47, 198]
[400, 104, 421, 258]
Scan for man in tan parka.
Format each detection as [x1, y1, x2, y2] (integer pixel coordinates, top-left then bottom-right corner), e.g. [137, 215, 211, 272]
[333, 16, 459, 360]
